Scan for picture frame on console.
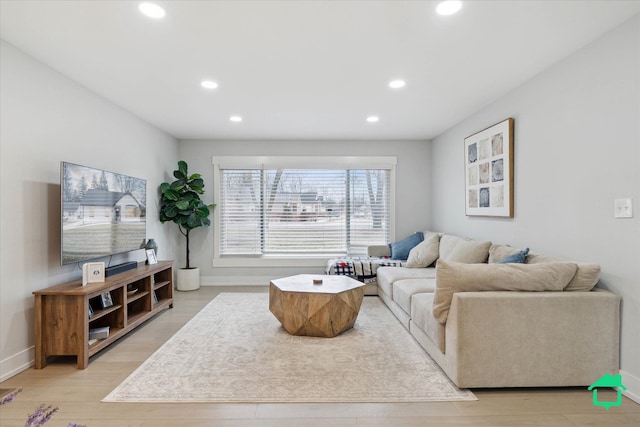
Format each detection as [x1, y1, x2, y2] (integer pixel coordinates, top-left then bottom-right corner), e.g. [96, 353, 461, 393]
[464, 118, 514, 217]
[146, 249, 158, 265]
[99, 292, 114, 309]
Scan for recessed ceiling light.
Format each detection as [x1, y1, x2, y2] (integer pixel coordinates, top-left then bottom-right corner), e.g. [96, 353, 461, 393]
[230, 116, 243, 123]
[366, 116, 380, 123]
[139, 2, 166, 19]
[201, 80, 218, 89]
[436, 1, 462, 16]
[388, 80, 406, 89]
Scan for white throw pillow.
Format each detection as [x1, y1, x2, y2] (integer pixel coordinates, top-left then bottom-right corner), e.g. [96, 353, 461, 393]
[406, 234, 441, 268]
[439, 234, 492, 263]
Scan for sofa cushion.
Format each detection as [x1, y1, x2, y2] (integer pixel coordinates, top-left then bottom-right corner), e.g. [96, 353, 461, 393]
[406, 234, 441, 268]
[392, 278, 437, 314]
[367, 244, 391, 257]
[564, 263, 601, 291]
[526, 252, 558, 264]
[527, 252, 600, 292]
[411, 292, 446, 354]
[489, 244, 524, 263]
[439, 234, 491, 263]
[432, 259, 577, 324]
[389, 232, 424, 260]
[377, 266, 436, 298]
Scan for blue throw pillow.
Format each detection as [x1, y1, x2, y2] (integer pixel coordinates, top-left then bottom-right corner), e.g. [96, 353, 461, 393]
[389, 232, 424, 260]
[496, 247, 530, 264]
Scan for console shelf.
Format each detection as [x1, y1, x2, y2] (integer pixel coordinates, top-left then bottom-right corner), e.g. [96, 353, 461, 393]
[127, 290, 149, 304]
[33, 260, 173, 369]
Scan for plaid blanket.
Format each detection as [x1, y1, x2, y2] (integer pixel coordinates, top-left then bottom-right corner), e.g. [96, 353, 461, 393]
[325, 256, 404, 286]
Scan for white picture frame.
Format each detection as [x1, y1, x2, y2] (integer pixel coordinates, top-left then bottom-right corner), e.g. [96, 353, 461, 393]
[464, 118, 514, 217]
[146, 249, 158, 265]
[82, 262, 105, 286]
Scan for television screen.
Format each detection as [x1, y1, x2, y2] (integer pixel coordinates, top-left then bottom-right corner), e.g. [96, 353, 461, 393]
[61, 162, 146, 265]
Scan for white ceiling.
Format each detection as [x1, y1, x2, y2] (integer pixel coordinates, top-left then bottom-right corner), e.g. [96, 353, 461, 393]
[1, 1, 639, 140]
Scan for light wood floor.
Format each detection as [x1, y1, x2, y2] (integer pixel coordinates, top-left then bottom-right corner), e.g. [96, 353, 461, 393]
[1, 286, 638, 427]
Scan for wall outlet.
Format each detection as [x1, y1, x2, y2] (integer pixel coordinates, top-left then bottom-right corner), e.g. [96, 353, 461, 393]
[614, 198, 632, 218]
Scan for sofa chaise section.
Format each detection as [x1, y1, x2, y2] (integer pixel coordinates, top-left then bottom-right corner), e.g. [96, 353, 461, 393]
[371, 232, 621, 389]
[411, 289, 620, 388]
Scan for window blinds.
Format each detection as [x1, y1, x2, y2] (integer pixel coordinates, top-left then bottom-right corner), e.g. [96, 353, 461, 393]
[219, 168, 390, 256]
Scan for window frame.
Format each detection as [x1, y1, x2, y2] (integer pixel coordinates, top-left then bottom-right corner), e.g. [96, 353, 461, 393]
[211, 156, 397, 267]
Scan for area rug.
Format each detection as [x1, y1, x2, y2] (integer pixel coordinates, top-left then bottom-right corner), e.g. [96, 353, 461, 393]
[103, 293, 476, 403]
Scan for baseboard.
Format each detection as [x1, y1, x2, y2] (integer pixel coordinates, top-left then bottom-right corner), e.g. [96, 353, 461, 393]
[621, 369, 640, 404]
[0, 346, 34, 382]
[201, 275, 273, 286]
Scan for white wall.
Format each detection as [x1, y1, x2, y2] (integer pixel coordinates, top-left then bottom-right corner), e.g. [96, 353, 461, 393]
[178, 139, 431, 284]
[431, 15, 640, 400]
[0, 41, 179, 380]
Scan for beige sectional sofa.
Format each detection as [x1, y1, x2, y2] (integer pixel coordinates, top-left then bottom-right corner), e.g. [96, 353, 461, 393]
[369, 232, 620, 388]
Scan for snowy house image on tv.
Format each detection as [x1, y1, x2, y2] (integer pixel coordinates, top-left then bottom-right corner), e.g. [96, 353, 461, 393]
[75, 189, 143, 223]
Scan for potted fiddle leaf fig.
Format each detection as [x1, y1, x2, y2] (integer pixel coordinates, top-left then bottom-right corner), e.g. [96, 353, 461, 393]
[159, 160, 214, 291]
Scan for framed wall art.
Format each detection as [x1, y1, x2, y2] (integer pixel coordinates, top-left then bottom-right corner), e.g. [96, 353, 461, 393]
[464, 118, 514, 217]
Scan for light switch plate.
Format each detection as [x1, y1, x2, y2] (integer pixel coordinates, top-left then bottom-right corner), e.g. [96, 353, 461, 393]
[614, 198, 633, 218]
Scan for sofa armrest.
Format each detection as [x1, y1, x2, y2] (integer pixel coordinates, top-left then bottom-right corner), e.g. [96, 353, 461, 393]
[445, 289, 620, 388]
[368, 245, 391, 257]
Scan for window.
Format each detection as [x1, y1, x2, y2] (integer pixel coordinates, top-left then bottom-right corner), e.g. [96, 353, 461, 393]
[213, 156, 396, 259]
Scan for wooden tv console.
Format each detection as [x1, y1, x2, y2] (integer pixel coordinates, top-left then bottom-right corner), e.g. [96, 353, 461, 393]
[33, 261, 174, 369]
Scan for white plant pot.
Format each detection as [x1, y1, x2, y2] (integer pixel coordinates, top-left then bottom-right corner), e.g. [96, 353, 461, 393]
[177, 267, 200, 291]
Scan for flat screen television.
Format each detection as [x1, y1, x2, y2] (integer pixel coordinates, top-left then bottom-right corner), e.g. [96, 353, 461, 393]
[61, 162, 147, 265]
